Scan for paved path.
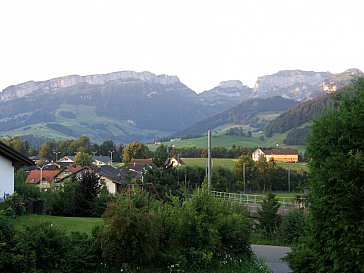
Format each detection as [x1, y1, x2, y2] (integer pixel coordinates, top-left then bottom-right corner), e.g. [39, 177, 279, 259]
[251, 245, 292, 273]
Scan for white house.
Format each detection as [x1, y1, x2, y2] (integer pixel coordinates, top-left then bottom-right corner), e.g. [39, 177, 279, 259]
[0, 142, 34, 200]
[252, 148, 299, 163]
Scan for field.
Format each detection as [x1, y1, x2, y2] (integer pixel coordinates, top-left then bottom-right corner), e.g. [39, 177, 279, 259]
[182, 157, 308, 172]
[11, 215, 103, 234]
[148, 126, 306, 154]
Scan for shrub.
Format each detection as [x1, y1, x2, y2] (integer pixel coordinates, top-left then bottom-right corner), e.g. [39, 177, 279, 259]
[65, 232, 99, 273]
[257, 193, 281, 236]
[286, 80, 364, 272]
[19, 222, 70, 272]
[280, 209, 306, 245]
[94, 194, 162, 267]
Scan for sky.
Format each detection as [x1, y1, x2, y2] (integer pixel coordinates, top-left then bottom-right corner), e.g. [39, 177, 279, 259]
[0, 0, 363, 93]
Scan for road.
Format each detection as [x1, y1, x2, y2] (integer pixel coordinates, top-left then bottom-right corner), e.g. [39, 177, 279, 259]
[251, 245, 292, 273]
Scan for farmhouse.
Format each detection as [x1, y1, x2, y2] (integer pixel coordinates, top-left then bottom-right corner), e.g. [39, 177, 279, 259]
[166, 155, 185, 167]
[0, 141, 34, 200]
[252, 147, 299, 163]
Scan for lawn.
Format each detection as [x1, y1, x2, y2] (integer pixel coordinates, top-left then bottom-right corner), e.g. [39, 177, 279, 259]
[148, 126, 306, 154]
[11, 215, 103, 234]
[182, 157, 308, 172]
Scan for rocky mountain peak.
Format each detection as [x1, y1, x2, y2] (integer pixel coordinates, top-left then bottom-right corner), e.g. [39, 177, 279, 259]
[218, 80, 245, 89]
[0, 71, 181, 102]
[253, 70, 333, 100]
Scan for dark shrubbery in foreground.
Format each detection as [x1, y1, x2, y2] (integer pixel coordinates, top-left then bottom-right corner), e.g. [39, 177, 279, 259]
[1, 188, 256, 272]
[94, 189, 252, 270]
[286, 80, 364, 272]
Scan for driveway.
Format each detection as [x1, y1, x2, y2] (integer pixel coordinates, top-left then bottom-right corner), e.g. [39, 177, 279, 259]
[251, 244, 292, 273]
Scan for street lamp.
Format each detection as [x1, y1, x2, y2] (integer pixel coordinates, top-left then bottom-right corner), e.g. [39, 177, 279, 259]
[53, 151, 60, 162]
[129, 168, 143, 183]
[109, 150, 114, 165]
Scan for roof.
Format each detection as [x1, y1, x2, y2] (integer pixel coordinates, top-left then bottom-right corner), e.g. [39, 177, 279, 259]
[166, 156, 185, 166]
[65, 165, 83, 172]
[91, 165, 126, 184]
[129, 158, 154, 172]
[26, 169, 61, 184]
[0, 141, 34, 168]
[93, 156, 111, 163]
[260, 148, 298, 155]
[57, 156, 75, 162]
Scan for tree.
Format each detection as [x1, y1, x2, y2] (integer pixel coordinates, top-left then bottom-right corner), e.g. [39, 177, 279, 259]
[233, 155, 257, 191]
[256, 156, 275, 192]
[72, 170, 101, 216]
[258, 193, 281, 235]
[123, 142, 149, 163]
[153, 144, 168, 168]
[286, 80, 364, 272]
[74, 151, 93, 167]
[38, 141, 55, 161]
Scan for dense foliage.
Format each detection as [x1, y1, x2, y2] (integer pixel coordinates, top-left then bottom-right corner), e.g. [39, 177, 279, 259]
[173, 96, 298, 138]
[265, 93, 333, 137]
[94, 189, 253, 270]
[283, 126, 310, 145]
[286, 79, 364, 272]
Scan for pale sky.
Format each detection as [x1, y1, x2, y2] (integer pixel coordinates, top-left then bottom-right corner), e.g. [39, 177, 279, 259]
[1, 0, 363, 93]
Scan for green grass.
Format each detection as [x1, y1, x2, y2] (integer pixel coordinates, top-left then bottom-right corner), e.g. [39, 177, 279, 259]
[182, 157, 308, 172]
[11, 215, 103, 235]
[148, 128, 306, 154]
[182, 157, 239, 170]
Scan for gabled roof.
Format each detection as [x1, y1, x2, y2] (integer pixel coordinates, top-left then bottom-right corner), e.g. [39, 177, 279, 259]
[65, 165, 83, 172]
[261, 148, 298, 155]
[128, 158, 154, 173]
[93, 156, 111, 163]
[91, 165, 126, 184]
[168, 155, 185, 165]
[57, 156, 75, 162]
[0, 141, 34, 168]
[26, 169, 61, 184]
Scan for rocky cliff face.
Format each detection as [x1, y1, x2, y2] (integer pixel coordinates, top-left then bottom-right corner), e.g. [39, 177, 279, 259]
[321, 68, 364, 93]
[198, 80, 253, 107]
[253, 70, 333, 100]
[0, 71, 181, 102]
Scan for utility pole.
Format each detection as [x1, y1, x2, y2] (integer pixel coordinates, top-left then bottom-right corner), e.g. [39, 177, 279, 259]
[207, 130, 212, 191]
[288, 166, 291, 192]
[53, 151, 60, 162]
[243, 162, 246, 192]
[109, 150, 114, 165]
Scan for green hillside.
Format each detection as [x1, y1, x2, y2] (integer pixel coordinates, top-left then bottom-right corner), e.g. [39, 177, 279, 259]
[1, 104, 170, 143]
[149, 126, 306, 154]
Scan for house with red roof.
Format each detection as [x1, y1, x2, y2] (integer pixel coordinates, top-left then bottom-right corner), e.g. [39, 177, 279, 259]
[26, 169, 61, 192]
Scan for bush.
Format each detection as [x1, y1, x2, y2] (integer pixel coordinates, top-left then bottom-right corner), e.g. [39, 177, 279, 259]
[94, 194, 162, 267]
[257, 193, 281, 236]
[158, 188, 252, 269]
[20, 222, 70, 272]
[280, 209, 306, 245]
[286, 80, 364, 272]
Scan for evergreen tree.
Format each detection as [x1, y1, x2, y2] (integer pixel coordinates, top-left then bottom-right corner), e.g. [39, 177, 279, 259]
[286, 79, 364, 272]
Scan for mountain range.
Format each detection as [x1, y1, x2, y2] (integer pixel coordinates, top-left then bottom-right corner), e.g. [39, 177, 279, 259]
[0, 68, 362, 144]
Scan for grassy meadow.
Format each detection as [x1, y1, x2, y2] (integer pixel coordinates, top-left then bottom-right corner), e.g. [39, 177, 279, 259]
[11, 215, 103, 235]
[148, 125, 306, 154]
[182, 157, 308, 172]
